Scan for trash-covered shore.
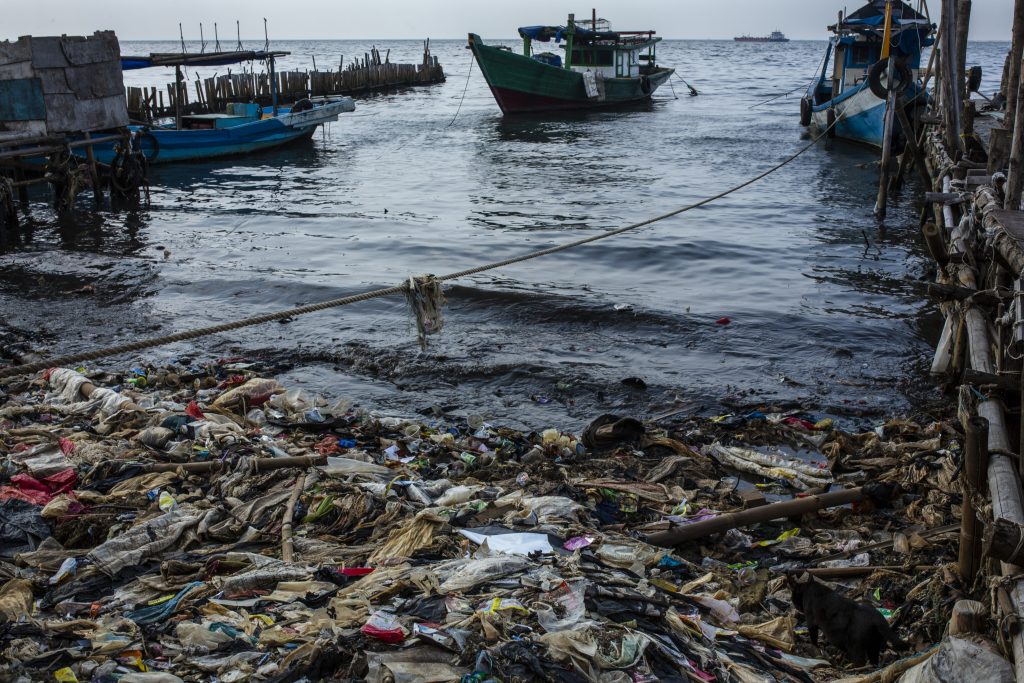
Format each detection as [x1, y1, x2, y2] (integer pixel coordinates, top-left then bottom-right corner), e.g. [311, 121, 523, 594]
[0, 360, 1011, 682]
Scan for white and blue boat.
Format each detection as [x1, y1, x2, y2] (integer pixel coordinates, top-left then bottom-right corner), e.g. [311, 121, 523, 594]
[90, 50, 354, 164]
[801, 0, 934, 148]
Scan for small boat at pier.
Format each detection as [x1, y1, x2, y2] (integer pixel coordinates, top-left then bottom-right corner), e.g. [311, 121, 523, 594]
[734, 31, 790, 43]
[468, 12, 674, 114]
[801, 0, 934, 148]
[92, 50, 354, 164]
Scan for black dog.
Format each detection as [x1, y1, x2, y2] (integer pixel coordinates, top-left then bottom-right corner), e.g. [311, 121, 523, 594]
[787, 572, 909, 666]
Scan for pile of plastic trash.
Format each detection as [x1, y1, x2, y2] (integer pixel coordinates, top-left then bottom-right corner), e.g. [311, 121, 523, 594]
[0, 359, 1010, 682]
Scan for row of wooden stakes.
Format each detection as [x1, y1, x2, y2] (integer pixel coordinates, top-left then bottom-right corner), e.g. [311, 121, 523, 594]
[125, 54, 444, 122]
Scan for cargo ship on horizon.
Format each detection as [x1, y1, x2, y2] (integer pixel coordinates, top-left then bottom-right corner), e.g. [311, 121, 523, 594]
[734, 30, 790, 42]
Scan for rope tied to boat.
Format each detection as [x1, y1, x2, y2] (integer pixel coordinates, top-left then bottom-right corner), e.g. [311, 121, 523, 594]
[0, 112, 845, 381]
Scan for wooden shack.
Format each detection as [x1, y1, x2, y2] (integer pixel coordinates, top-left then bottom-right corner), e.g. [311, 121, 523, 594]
[0, 31, 128, 141]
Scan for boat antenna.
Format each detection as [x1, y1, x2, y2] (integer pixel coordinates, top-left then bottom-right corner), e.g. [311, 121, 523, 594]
[236, 20, 243, 51]
[214, 22, 221, 52]
[179, 22, 186, 54]
[263, 18, 269, 52]
[592, 7, 596, 28]
[199, 23, 206, 53]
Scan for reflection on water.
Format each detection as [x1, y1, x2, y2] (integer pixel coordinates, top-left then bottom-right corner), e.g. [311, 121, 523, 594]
[0, 38, 1010, 429]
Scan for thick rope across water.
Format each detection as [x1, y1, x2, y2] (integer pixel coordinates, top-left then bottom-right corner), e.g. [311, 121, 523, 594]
[0, 114, 842, 381]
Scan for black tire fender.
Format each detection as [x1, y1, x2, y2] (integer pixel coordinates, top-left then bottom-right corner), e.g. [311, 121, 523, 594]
[867, 57, 912, 99]
[967, 65, 982, 93]
[800, 97, 812, 126]
[291, 98, 314, 113]
[826, 107, 837, 138]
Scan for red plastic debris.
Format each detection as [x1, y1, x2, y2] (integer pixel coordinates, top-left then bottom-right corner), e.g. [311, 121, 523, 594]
[715, 317, 731, 325]
[782, 417, 816, 431]
[59, 437, 76, 455]
[185, 401, 206, 420]
[314, 436, 342, 455]
[340, 567, 375, 577]
[0, 468, 77, 505]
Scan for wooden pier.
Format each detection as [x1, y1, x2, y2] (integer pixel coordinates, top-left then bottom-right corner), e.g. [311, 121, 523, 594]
[126, 42, 444, 122]
[918, 0, 1024, 678]
[0, 32, 144, 238]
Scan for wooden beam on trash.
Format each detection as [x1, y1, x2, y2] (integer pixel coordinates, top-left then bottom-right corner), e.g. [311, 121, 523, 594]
[645, 486, 873, 547]
[139, 454, 327, 474]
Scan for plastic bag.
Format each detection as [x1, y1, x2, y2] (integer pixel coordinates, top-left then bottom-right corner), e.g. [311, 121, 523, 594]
[211, 377, 284, 408]
[535, 580, 587, 632]
[320, 457, 394, 481]
[437, 556, 534, 593]
[435, 485, 484, 506]
[458, 529, 553, 557]
[176, 621, 236, 653]
[900, 636, 1013, 683]
[361, 610, 406, 643]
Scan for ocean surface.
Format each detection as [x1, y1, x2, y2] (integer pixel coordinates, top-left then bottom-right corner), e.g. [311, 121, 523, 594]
[0, 38, 1011, 430]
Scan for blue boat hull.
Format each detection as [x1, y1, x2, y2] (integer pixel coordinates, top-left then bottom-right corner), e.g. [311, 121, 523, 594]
[809, 81, 924, 148]
[84, 98, 354, 165]
[140, 120, 315, 164]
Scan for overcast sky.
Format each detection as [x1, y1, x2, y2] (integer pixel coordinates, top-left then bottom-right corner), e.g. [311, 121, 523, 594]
[3, 1, 1017, 42]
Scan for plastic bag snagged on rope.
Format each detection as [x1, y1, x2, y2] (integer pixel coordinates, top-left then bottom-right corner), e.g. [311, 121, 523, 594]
[405, 274, 446, 349]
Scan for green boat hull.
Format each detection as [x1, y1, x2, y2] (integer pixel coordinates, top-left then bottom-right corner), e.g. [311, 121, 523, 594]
[468, 33, 674, 114]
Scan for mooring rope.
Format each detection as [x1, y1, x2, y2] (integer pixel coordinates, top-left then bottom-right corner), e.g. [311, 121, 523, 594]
[751, 49, 830, 109]
[446, 56, 474, 127]
[0, 112, 843, 381]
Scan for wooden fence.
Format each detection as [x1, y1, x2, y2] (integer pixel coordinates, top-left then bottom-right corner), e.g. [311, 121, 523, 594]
[126, 42, 445, 122]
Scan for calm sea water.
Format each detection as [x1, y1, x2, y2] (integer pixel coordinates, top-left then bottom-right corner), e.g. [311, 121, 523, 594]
[0, 38, 1011, 429]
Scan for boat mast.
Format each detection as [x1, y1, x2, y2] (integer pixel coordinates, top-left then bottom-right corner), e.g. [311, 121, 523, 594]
[565, 14, 575, 70]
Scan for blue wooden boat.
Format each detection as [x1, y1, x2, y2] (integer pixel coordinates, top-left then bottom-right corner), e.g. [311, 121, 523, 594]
[88, 98, 354, 164]
[89, 49, 354, 164]
[801, 0, 934, 147]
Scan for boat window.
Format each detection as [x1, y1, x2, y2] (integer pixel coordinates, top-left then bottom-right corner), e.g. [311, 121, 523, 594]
[571, 49, 613, 67]
[850, 43, 873, 66]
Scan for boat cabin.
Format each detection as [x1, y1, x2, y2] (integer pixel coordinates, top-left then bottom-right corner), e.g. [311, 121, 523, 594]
[517, 13, 661, 80]
[810, 0, 933, 106]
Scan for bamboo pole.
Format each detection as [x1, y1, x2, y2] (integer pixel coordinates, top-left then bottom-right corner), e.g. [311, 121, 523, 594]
[1007, 50, 1024, 210]
[955, 1, 972, 111]
[797, 565, 933, 578]
[646, 486, 871, 547]
[1005, 0, 1024, 132]
[958, 416, 989, 583]
[138, 454, 327, 473]
[281, 473, 305, 563]
[942, 0, 964, 154]
[940, 174, 1024, 682]
[922, 221, 950, 266]
[83, 132, 102, 208]
[875, 67, 898, 217]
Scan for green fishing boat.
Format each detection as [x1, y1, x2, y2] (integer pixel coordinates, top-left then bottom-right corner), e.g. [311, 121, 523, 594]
[468, 12, 675, 114]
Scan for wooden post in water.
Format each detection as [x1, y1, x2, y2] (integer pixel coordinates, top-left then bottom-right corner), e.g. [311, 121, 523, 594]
[1006, 0, 1024, 134]
[1008, 51, 1024, 209]
[270, 54, 278, 116]
[874, 0, 897, 218]
[958, 415, 989, 584]
[945, 0, 964, 154]
[955, 0, 972, 111]
[83, 132, 102, 207]
[174, 65, 183, 130]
